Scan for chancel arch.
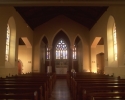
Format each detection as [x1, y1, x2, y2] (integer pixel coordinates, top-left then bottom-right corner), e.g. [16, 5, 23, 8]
[52, 30, 71, 74]
[40, 36, 48, 73]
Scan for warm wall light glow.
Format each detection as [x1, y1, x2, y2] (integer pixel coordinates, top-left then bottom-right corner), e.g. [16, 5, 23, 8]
[87, 70, 90, 72]
[92, 70, 97, 73]
[91, 66, 97, 73]
[83, 69, 90, 72]
[21, 37, 32, 48]
[113, 23, 117, 61]
[91, 38, 102, 74]
[91, 37, 101, 48]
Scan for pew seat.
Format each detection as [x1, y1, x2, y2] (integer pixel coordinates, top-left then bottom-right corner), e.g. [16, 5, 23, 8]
[0, 91, 38, 100]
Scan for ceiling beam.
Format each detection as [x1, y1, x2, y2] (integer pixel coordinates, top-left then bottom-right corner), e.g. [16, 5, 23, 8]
[0, 0, 125, 6]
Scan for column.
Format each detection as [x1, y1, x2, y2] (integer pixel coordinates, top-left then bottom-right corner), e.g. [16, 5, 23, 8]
[70, 46, 74, 71]
[47, 46, 52, 73]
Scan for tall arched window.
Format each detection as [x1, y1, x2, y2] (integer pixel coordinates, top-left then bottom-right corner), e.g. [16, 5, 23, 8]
[5, 24, 10, 61]
[107, 16, 118, 67]
[56, 40, 67, 59]
[113, 23, 117, 61]
[73, 45, 77, 59]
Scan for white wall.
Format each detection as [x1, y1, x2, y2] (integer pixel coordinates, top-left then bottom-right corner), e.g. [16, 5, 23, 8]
[18, 45, 32, 73]
[0, 6, 33, 77]
[96, 45, 104, 54]
[33, 15, 90, 72]
[90, 6, 125, 78]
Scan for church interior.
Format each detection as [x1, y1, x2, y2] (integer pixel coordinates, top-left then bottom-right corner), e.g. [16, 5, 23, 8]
[0, 0, 125, 78]
[0, 0, 125, 100]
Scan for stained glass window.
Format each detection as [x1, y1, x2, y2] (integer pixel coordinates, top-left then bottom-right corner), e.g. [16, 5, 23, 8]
[113, 23, 117, 61]
[47, 47, 50, 60]
[5, 24, 10, 61]
[56, 40, 67, 59]
[73, 45, 77, 59]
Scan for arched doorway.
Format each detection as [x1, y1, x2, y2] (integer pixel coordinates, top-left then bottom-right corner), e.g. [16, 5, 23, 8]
[96, 52, 104, 74]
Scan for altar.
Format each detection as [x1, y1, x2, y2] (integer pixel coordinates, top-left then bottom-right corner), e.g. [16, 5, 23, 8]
[55, 59, 68, 74]
[56, 67, 67, 74]
[55, 65, 68, 74]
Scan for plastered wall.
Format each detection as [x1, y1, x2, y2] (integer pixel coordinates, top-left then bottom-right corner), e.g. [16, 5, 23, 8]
[0, 7, 33, 77]
[90, 6, 125, 78]
[18, 45, 32, 73]
[33, 15, 90, 72]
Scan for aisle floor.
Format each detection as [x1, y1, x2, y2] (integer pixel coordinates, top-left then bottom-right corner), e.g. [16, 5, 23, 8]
[49, 79, 73, 100]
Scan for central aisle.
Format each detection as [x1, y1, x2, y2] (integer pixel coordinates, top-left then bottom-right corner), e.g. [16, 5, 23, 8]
[49, 79, 73, 100]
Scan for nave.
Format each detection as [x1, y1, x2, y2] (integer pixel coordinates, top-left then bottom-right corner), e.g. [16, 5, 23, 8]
[49, 79, 73, 100]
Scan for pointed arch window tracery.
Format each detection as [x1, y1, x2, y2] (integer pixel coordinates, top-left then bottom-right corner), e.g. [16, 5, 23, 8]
[5, 24, 10, 61]
[73, 45, 77, 59]
[56, 40, 67, 59]
[113, 23, 117, 61]
[46, 47, 50, 60]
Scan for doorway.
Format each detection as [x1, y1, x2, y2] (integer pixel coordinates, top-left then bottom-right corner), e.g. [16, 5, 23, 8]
[96, 53, 104, 74]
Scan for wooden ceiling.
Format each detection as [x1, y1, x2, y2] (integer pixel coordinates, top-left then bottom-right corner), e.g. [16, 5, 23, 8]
[14, 6, 108, 30]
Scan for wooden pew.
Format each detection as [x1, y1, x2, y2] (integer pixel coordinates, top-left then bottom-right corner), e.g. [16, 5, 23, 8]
[0, 91, 38, 100]
[76, 83, 125, 100]
[0, 80, 49, 99]
[0, 72, 56, 100]
[0, 75, 51, 93]
[0, 87, 43, 100]
[67, 72, 113, 87]
[5, 73, 54, 94]
[88, 92, 125, 100]
[0, 84, 46, 100]
[67, 72, 125, 100]
[81, 86, 125, 100]
[75, 82, 125, 100]
[69, 74, 115, 92]
[91, 97, 125, 100]
[0, 76, 49, 100]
